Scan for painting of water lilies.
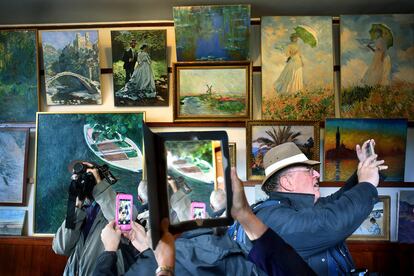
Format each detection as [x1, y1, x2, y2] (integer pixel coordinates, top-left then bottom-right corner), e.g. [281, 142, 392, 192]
[246, 120, 320, 180]
[0, 29, 38, 122]
[111, 29, 168, 106]
[35, 112, 144, 234]
[0, 128, 29, 205]
[173, 5, 250, 61]
[173, 61, 251, 121]
[261, 16, 334, 120]
[340, 14, 414, 119]
[41, 30, 102, 105]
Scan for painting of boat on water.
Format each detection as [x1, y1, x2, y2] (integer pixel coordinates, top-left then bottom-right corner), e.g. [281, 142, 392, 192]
[41, 30, 101, 105]
[165, 140, 224, 220]
[0, 208, 26, 236]
[174, 62, 251, 121]
[0, 128, 29, 205]
[35, 112, 144, 234]
[324, 118, 407, 182]
[173, 5, 250, 61]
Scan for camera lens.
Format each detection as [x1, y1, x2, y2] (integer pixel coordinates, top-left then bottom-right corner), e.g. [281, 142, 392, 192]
[73, 163, 85, 174]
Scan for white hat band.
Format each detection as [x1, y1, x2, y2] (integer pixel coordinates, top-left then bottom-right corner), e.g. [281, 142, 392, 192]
[265, 153, 309, 176]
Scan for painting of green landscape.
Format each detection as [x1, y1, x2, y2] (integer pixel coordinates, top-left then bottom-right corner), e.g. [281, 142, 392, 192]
[41, 30, 101, 105]
[261, 16, 334, 120]
[35, 112, 144, 234]
[175, 63, 250, 120]
[340, 14, 414, 119]
[173, 5, 250, 61]
[324, 118, 407, 182]
[0, 30, 38, 122]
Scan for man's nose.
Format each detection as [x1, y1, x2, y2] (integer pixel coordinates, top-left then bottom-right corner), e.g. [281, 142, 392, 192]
[312, 169, 320, 178]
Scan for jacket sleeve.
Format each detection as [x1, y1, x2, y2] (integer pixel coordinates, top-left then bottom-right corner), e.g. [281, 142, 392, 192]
[125, 249, 158, 276]
[248, 228, 316, 276]
[93, 251, 118, 276]
[318, 171, 359, 204]
[261, 182, 378, 259]
[52, 208, 86, 256]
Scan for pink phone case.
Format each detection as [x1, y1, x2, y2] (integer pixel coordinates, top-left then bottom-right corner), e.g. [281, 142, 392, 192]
[190, 202, 206, 220]
[116, 193, 133, 231]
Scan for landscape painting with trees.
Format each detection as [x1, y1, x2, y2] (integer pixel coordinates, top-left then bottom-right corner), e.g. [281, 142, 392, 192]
[0, 30, 38, 122]
[41, 30, 101, 105]
[247, 121, 319, 180]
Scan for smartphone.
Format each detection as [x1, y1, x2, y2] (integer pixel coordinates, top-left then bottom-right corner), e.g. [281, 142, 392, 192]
[366, 140, 375, 157]
[190, 202, 206, 220]
[115, 193, 133, 231]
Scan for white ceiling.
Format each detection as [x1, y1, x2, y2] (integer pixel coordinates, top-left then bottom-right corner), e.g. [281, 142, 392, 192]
[0, 0, 413, 25]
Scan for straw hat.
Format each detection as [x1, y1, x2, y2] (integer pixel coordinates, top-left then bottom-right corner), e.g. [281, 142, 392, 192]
[262, 142, 320, 186]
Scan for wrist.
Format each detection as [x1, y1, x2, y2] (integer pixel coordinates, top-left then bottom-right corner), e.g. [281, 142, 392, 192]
[155, 265, 174, 276]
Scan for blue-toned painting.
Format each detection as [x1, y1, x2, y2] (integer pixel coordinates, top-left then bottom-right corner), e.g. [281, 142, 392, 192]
[398, 190, 414, 243]
[261, 16, 334, 120]
[324, 118, 407, 181]
[35, 112, 144, 234]
[0, 30, 38, 122]
[0, 208, 26, 236]
[341, 14, 414, 119]
[41, 30, 102, 105]
[0, 128, 29, 205]
[173, 5, 250, 61]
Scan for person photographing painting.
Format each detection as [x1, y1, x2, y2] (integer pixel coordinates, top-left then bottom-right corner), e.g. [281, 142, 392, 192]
[52, 161, 134, 276]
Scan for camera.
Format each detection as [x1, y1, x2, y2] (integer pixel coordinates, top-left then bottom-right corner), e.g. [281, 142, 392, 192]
[70, 162, 117, 200]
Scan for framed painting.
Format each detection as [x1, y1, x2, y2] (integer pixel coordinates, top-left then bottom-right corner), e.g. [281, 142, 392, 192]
[111, 29, 168, 106]
[35, 112, 145, 234]
[398, 190, 414, 243]
[340, 14, 414, 119]
[173, 5, 250, 61]
[0, 208, 26, 236]
[324, 118, 407, 182]
[0, 29, 39, 123]
[246, 120, 320, 180]
[41, 30, 102, 105]
[173, 61, 252, 121]
[228, 142, 236, 167]
[0, 128, 29, 206]
[261, 16, 334, 120]
[349, 196, 390, 241]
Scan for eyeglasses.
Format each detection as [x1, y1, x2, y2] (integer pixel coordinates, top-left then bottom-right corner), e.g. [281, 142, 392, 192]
[286, 167, 315, 177]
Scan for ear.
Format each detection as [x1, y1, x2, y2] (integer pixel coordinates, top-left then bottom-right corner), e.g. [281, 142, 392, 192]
[278, 174, 295, 192]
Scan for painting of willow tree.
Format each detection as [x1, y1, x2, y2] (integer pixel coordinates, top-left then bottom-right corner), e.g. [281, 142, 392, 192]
[173, 5, 250, 61]
[0, 30, 38, 123]
[247, 121, 319, 180]
[35, 112, 144, 234]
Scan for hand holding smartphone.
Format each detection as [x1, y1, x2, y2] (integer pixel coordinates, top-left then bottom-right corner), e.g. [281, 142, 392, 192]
[116, 194, 133, 232]
[366, 140, 376, 158]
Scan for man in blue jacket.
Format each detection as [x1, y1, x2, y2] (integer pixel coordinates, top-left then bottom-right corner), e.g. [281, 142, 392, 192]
[253, 140, 387, 275]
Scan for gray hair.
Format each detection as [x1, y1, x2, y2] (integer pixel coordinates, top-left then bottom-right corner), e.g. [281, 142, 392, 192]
[138, 180, 148, 203]
[261, 165, 299, 194]
[210, 189, 227, 211]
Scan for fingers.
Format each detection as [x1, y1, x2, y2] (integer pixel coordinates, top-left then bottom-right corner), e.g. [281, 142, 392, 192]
[160, 218, 169, 233]
[107, 220, 116, 229]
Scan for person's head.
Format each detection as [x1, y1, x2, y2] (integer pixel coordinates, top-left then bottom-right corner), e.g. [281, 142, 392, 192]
[137, 179, 148, 204]
[375, 28, 383, 38]
[290, 33, 299, 42]
[210, 188, 227, 211]
[140, 44, 148, 51]
[261, 142, 320, 202]
[130, 39, 137, 48]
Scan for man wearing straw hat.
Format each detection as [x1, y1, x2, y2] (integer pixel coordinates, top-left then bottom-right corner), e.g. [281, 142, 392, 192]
[253, 140, 387, 275]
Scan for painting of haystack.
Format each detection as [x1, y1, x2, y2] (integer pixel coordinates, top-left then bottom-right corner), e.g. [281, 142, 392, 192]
[261, 16, 334, 120]
[340, 14, 414, 119]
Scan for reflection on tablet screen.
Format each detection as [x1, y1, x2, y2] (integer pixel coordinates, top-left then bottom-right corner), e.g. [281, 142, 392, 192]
[165, 140, 226, 224]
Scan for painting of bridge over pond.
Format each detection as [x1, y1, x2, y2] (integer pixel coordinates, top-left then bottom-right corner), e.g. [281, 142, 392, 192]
[324, 118, 407, 182]
[174, 62, 251, 121]
[173, 5, 250, 61]
[41, 30, 101, 105]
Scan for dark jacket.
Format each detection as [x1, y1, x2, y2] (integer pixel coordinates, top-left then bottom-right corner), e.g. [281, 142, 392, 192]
[255, 173, 378, 275]
[122, 48, 136, 70]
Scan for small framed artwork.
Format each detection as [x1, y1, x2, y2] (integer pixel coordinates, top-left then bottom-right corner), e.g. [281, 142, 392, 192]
[398, 190, 414, 243]
[0, 208, 26, 236]
[173, 61, 252, 121]
[41, 30, 102, 105]
[349, 196, 390, 241]
[35, 112, 145, 234]
[0, 128, 30, 206]
[324, 118, 407, 182]
[0, 29, 39, 123]
[246, 120, 320, 180]
[228, 142, 236, 167]
[110, 29, 168, 106]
